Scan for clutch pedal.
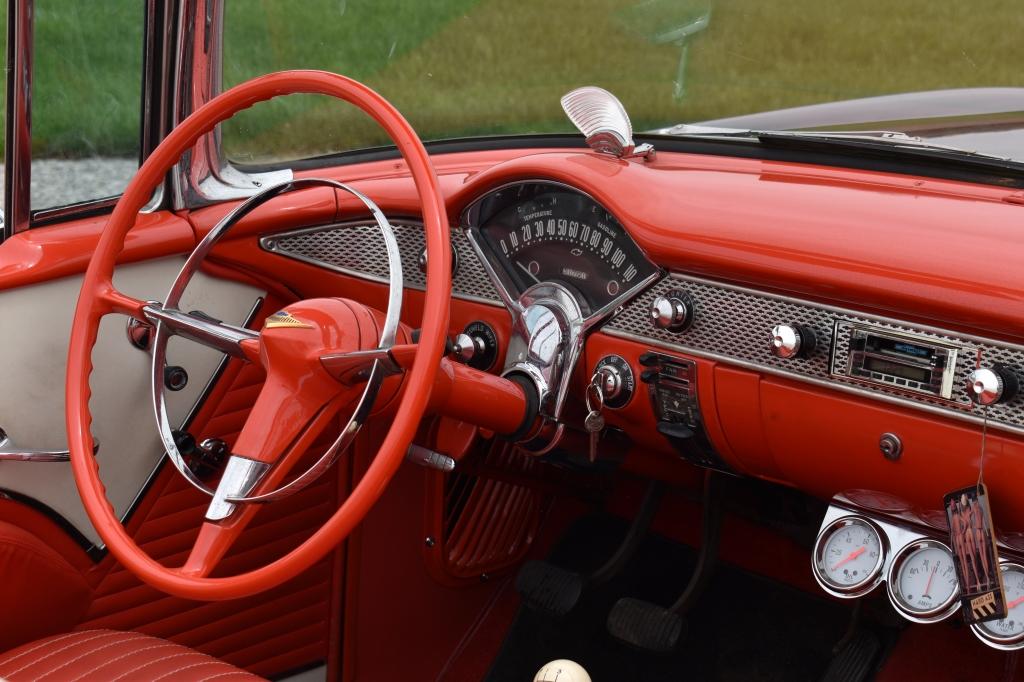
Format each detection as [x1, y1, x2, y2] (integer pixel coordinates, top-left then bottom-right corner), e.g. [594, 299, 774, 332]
[516, 480, 664, 617]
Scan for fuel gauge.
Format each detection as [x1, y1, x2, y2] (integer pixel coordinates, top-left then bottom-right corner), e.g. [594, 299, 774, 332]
[813, 516, 885, 597]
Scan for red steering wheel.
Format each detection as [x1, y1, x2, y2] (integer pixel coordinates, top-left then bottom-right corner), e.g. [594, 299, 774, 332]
[65, 71, 451, 600]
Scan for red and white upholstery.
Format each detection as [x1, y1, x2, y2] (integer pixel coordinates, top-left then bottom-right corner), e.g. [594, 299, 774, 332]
[0, 630, 263, 681]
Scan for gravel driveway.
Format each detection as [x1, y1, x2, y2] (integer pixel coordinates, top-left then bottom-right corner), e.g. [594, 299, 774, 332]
[0, 157, 137, 212]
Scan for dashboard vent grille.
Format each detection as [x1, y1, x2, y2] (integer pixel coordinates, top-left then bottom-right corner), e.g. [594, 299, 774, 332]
[262, 219, 502, 305]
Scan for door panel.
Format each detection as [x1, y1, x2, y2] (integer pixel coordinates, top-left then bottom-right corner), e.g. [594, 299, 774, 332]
[0, 256, 264, 545]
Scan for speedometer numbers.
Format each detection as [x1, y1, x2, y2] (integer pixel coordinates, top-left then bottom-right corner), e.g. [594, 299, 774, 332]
[468, 182, 659, 315]
[813, 517, 885, 597]
[887, 540, 959, 623]
[973, 563, 1024, 650]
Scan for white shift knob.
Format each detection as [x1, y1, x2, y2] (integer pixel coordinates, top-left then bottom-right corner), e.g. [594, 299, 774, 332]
[534, 659, 592, 682]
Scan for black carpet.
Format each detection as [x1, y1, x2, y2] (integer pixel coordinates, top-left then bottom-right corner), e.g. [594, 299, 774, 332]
[487, 515, 855, 682]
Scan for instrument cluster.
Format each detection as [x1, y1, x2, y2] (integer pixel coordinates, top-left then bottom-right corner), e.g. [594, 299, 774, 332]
[813, 502, 1024, 649]
[462, 181, 660, 318]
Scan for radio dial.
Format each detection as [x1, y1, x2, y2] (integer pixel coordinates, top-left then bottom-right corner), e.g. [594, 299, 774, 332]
[771, 324, 816, 359]
[967, 366, 1019, 406]
[650, 290, 693, 332]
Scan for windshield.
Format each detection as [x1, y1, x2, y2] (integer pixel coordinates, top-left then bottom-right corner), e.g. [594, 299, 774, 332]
[222, 0, 1024, 166]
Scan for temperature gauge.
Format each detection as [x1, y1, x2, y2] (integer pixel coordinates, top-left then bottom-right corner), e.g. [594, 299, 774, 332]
[887, 540, 959, 622]
[973, 563, 1024, 650]
[813, 516, 885, 597]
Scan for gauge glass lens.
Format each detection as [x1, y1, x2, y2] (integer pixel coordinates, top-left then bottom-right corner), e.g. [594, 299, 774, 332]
[472, 183, 658, 314]
[980, 565, 1024, 640]
[893, 544, 958, 615]
[818, 519, 883, 589]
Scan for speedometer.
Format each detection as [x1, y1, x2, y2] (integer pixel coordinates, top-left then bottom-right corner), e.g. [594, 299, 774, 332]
[463, 182, 659, 315]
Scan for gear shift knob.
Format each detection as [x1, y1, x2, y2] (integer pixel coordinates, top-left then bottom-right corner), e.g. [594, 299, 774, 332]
[533, 659, 592, 682]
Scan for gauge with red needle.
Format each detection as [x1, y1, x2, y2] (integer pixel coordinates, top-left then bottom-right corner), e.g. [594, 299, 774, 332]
[887, 540, 959, 623]
[974, 563, 1024, 650]
[814, 516, 885, 596]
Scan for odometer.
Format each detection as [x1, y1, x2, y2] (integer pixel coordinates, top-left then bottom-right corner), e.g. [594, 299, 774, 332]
[465, 182, 658, 315]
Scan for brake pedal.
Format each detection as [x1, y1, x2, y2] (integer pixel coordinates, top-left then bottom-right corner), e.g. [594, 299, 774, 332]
[607, 471, 724, 652]
[516, 481, 664, 617]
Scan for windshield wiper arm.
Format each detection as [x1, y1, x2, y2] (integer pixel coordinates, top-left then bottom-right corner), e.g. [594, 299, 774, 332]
[654, 124, 1014, 163]
[753, 129, 1013, 162]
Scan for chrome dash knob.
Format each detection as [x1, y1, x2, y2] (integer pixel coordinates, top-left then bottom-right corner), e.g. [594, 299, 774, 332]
[650, 290, 693, 332]
[770, 324, 816, 359]
[967, 367, 1018, 406]
[451, 332, 484, 363]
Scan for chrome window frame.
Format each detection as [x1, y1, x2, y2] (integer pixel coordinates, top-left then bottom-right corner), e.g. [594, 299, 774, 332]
[169, 0, 290, 210]
[2, 0, 173, 237]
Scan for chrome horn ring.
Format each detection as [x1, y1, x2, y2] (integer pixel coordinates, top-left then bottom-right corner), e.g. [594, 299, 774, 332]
[148, 177, 403, 515]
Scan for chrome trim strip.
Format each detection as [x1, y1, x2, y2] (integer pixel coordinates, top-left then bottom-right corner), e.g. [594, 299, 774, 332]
[4, 0, 33, 238]
[604, 271, 1024, 437]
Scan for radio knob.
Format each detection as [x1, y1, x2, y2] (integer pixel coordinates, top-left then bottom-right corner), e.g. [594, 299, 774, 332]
[966, 366, 1019, 406]
[770, 324, 816, 359]
[650, 291, 693, 331]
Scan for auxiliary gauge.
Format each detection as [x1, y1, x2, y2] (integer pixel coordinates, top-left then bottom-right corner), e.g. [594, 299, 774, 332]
[813, 516, 885, 597]
[972, 563, 1024, 650]
[887, 539, 959, 623]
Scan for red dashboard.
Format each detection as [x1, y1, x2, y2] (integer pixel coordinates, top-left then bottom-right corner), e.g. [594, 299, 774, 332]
[191, 145, 1024, 537]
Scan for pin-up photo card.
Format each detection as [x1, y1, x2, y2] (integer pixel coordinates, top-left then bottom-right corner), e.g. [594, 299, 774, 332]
[945, 484, 1007, 624]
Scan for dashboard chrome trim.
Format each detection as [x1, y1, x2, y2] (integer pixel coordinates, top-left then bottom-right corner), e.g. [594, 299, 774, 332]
[604, 271, 1024, 437]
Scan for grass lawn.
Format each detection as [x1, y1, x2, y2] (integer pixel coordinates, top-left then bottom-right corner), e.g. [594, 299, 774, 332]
[7, 0, 1024, 162]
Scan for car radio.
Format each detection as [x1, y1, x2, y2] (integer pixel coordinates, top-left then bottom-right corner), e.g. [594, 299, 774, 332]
[833, 322, 960, 399]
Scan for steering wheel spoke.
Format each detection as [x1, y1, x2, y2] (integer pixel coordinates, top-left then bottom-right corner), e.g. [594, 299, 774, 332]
[320, 343, 416, 385]
[143, 303, 260, 361]
[97, 286, 148, 318]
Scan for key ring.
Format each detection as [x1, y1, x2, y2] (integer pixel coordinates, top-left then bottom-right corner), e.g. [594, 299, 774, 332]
[586, 372, 605, 414]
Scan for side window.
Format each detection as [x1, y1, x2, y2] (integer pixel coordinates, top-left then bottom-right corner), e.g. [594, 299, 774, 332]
[29, 2, 143, 212]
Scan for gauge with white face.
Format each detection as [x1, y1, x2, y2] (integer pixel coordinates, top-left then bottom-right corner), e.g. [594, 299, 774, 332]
[974, 563, 1024, 650]
[814, 517, 885, 596]
[887, 540, 959, 622]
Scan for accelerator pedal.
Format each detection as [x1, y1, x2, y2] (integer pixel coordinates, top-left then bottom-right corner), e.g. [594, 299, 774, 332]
[516, 561, 586, 617]
[606, 597, 684, 653]
[820, 630, 882, 682]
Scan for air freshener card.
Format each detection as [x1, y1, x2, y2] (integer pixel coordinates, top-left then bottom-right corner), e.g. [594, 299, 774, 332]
[944, 484, 1006, 624]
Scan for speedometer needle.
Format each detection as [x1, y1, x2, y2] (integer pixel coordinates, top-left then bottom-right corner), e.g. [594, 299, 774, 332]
[833, 546, 866, 570]
[1008, 596, 1024, 610]
[516, 260, 542, 284]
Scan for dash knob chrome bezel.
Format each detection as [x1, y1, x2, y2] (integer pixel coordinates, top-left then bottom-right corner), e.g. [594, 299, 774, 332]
[967, 366, 1018, 406]
[770, 324, 816, 359]
[649, 289, 693, 332]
